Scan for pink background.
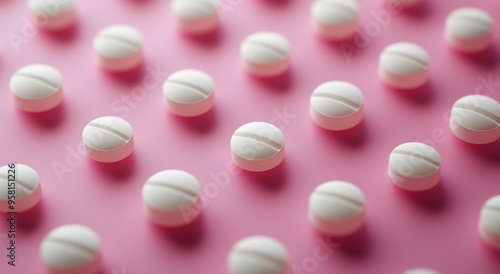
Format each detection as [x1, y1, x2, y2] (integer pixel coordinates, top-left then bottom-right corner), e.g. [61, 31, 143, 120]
[1, 0, 500, 273]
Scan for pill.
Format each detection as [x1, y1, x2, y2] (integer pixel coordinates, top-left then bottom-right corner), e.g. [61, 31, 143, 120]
[93, 25, 143, 72]
[40, 224, 101, 274]
[388, 142, 441, 191]
[9, 64, 63, 113]
[28, 0, 76, 31]
[450, 95, 500, 144]
[310, 0, 359, 41]
[479, 195, 500, 250]
[82, 116, 134, 163]
[386, 0, 423, 10]
[309, 181, 366, 236]
[230, 122, 285, 172]
[445, 7, 493, 54]
[162, 69, 215, 117]
[228, 236, 288, 274]
[171, 0, 219, 35]
[403, 269, 440, 274]
[310, 81, 364, 131]
[142, 170, 201, 227]
[0, 164, 41, 213]
[240, 32, 291, 77]
[379, 42, 429, 90]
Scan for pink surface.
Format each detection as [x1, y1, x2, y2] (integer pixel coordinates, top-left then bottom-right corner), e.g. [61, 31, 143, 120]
[1, 0, 500, 273]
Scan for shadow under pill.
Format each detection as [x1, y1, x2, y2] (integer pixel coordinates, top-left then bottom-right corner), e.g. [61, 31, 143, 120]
[101, 61, 146, 85]
[384, 81, 435, 106]
[400, 1, 433, 18]
[179, 26, 223, 47]
[455, 138, 500, 164]
[150, 214, 205, 249]
[316, 120, 369, 148]
[482, 242, 500, 263]
[18, 101, 66, 129]
[168, 107, 218, 133]
[259, 0, 292, 7]
[89, 153, 137, 181]
[40, 21, 80, 42]
[394, 181, 448, 213]
[15, 200, 45, 231]
[125, 0, 155, 5]
[247, 68, 294, 93]
[453, 46, 499, 68]
[315, 225, 371, 260]
[240, 160, 289, 191]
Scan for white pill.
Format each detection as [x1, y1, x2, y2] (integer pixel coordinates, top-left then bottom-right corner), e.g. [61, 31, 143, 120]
[445, 7, 493, 54]
[171, 0, 219, 35]
[310, 0, 359, 41]
[403, 268, 440, 274]
[40, 224, 101, 274]
[162, 69, 215, 117]
[450, 95, 500, 144]
[231, 122, 285, 172]
[240, 32, 291, 77]
[310, 81, 364, 131]
[309, 181, 366, 236]
[9, 64, 63, 113]
[82, 116, 134, 163]
[379, 42, 429, 90]
[93, 25, 143, 72]
[388, 142, 441, 191]
[0, 164, 41, 213]
[479, 195, 500, 250]
[28, 0, 76, 31]
[228, 236, 288, 274]
[142, 170, 201, 227]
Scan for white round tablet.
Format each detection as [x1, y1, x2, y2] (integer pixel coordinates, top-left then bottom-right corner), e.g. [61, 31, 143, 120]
[171, 0, 219, 35]
[163, 69, 215, 117]
[0, 164, 41, 213]
[28, 0, 76, 31]
[310, 0, 359, 40]
[388, 142, 442, 191]
[230, 122, 285, 172]
[450, 95, 500, 145]
[142, 170, 202, 227]
[40, 224, 101, 274]
[82, 116, 134, 163]
[228, 236, 288, 274]
[309, 181, 366, 236]
[310, 81, 364, 131]
[93, 25, 143, 72]
[9, 64, 63, 113]
[379, 42, 429, 90]
[479, 195, 500, 250]
[240, 32, 291, 77]
[445, 7, 493, 54]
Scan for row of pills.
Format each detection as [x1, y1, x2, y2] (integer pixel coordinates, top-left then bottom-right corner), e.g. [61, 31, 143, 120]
[9, 61, 500, 164]
[2, 164, 499, 273]
[29, 0, 494, 55]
